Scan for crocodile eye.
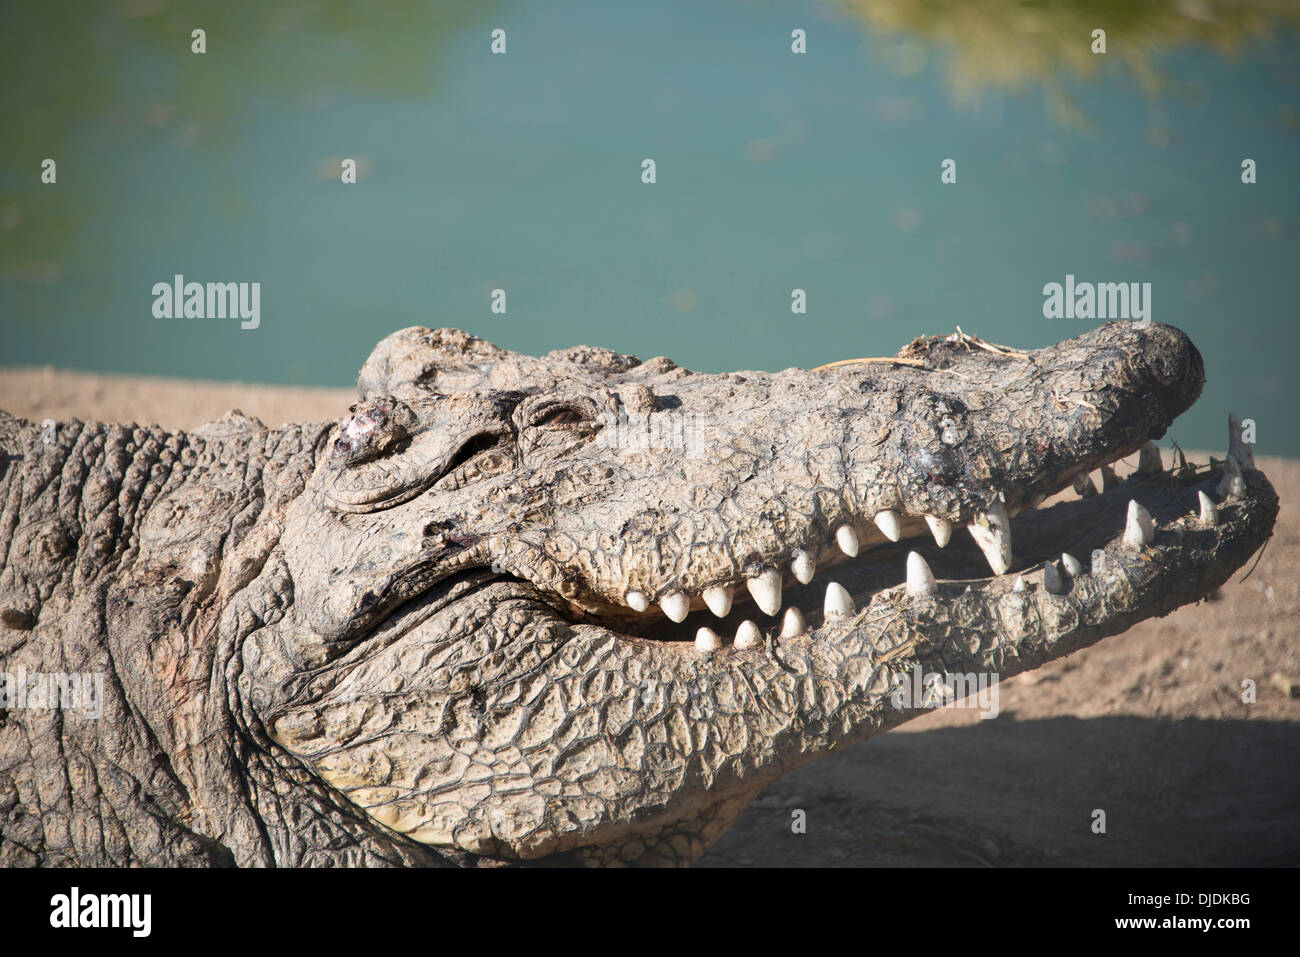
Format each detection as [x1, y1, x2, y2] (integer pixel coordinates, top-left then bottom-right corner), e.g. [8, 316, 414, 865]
[516, 395, 606, 459]
[534, 407, 584, 427]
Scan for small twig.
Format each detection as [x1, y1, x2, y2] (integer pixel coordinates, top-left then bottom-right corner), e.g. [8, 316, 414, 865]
[876, 631, 920, 664]
[814, 356, 928, 371]
[1053, 387, 1098, 412]
[1238, 536, 1271, 583]
[954, 326, 1035, 363]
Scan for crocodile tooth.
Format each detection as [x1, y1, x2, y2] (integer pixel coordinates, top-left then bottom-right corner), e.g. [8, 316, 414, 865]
[1012, 575, 1027, 593]
[790, 549, 816, 584]
[659, 590, 690, 623]
[695, 627, 722, 652]
[967, 502, 1012, 575]
[625, 590, 650, 612]
[1138, 441, 1163, 474]
[1217, 456, 1245, 498]
[734, 620, 762, 650]
[1043, 561, 1066, 595]
[1072, 473, 1098, 498]
[779, 606, 805, 638]
[702, 584, 733, 618]
[835, 524, 860, 557]
[1198, 491, 1219, 526]
[1228, 413, 1254, 469]
[1061, 552, 1084, 576]
[874, 509, 902, 542]
[905, 551, 936, 597]
[1123, 500, 1154, 548]
[1100, 465, 1120, 491]
[924, 515, 952, 548]
[823, 581, 855, 618]
[747, 568, 782, 617]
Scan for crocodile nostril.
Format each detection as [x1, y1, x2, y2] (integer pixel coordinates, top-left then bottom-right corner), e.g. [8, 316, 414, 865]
[1139, 325, 1204, 424]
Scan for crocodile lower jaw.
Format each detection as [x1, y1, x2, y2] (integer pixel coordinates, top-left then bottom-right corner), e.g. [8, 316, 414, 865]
[555, 450, 1273, 659]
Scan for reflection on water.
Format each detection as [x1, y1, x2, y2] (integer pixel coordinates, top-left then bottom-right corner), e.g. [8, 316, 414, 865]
[835, 0, 1300, 127]
[1, 0, 1297, 454]
[0, 0, 499, 284]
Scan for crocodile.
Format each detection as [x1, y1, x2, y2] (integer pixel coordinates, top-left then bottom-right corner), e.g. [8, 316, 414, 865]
[0, 321, 1278, 867]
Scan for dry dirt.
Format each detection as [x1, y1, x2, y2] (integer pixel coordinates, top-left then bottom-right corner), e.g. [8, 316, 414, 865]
[2, 366, 1296, 867]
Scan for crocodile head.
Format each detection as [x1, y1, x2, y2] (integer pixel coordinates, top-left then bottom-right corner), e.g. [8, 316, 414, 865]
[244, 321, 1276, 866]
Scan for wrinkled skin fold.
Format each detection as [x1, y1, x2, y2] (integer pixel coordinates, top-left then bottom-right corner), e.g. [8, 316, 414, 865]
[0, 322, 1278, 866]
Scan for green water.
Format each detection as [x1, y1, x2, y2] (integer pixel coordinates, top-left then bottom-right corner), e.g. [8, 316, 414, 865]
[2, 0, 1298, 454]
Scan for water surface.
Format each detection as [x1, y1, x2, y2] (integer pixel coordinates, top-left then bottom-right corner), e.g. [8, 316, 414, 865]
[1, 0, 1297, 453]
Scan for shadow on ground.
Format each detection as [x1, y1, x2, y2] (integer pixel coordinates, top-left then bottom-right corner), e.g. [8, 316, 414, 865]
[698, 715, 1300, 867]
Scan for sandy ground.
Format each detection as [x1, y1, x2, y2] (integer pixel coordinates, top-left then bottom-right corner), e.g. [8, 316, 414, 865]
[2, 366, 1297, 867]
[0, 366, 355, 431]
